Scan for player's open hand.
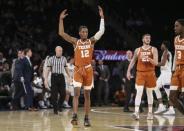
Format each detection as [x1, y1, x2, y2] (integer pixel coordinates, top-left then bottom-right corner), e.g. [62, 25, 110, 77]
[98, 6, 104, 18]
[60, 9, 68, 20]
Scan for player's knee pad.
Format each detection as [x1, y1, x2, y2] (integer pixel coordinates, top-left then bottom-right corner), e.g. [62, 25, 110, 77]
[146, 88, 153, 105]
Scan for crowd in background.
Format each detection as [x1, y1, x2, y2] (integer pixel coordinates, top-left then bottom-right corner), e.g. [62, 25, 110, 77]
[0, 48, 156, 111]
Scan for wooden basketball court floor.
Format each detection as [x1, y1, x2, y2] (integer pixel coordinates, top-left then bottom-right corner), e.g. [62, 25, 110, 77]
[0, 107, 184, 131]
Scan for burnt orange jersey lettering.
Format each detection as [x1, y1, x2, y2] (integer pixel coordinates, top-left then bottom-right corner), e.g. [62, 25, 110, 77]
[174, 36, 184, 65]
[137, 46, 155, 71]
[74, 39, 93, 66]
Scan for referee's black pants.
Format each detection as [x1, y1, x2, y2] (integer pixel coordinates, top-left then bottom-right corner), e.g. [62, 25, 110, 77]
[51, 73, 66, 112]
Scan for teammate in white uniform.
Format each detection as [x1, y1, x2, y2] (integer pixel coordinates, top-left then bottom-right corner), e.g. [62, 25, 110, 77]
[154, 41, 172, 114]
[63, 57, 74, 108]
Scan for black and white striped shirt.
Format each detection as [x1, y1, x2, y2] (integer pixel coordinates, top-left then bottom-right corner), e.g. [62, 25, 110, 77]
[47, 56, 67, 74]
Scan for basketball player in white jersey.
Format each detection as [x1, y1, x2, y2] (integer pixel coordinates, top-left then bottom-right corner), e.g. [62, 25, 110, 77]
[154, 41, 172, 114]
[63, 57, 75, 108]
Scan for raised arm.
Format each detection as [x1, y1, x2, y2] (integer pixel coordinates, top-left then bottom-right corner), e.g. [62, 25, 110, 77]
[148, 47, 158, 66]
[59, 9, 78, 45]
[127, 48, 139, 80]
[90, 6, 105, 44]
[157, 49, 168, 67]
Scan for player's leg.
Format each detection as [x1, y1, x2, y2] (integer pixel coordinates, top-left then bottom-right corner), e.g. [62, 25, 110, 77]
[163, 85, 170, 98]
[83, 66, 93, 126]
[180, 71, 184, 114]
[163, 72, 172, 99]
[146, 88, 154, 120]
[163, 89, 177, 115]
[173, 70, 184, 114]
[73, 87, 81, 114]
[163, 71, 178, 115]
[133, 85, 144, 120]
[133, 72, 144, 120]
[72, 67, 82, 125]
[71, 87, 81, 125]
[154, 74, 166, 114]
[83, 89, 91, 126]
[84, 90, 91, 116]
[178, 88, 184, 114]
[63, 80, 70, 108]
[171, 90, 184, 114]
[146, 71, 156, 120]
[63, 90, 71, 108]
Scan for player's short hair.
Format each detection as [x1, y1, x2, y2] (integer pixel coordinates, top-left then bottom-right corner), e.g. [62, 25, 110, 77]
[142, 33, 151, 39]
[176, 19, 184, 26]
[162, 40, 170, 49]
[79, 25, 88, 32]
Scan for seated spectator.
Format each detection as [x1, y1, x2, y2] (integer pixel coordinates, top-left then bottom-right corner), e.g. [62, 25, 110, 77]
[32, 72, 51, 109]
[0, 52, 6, 64]
[114, 86, 126, 106]
[3, 61, 10, 72]
[0, 70, 12, 109]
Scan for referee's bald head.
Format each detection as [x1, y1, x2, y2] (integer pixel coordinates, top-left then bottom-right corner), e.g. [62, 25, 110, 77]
[55, 46, 63, 57]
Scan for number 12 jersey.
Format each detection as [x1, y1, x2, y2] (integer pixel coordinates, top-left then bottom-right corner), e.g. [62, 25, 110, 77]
[74, 39, 94, 66]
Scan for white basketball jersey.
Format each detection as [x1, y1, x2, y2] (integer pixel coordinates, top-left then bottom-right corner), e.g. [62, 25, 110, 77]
[66, 63, 74, 79]
[160, 51, 172, 72]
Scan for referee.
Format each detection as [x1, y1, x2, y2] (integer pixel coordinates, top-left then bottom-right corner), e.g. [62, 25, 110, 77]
[44, 46, 71, 114]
